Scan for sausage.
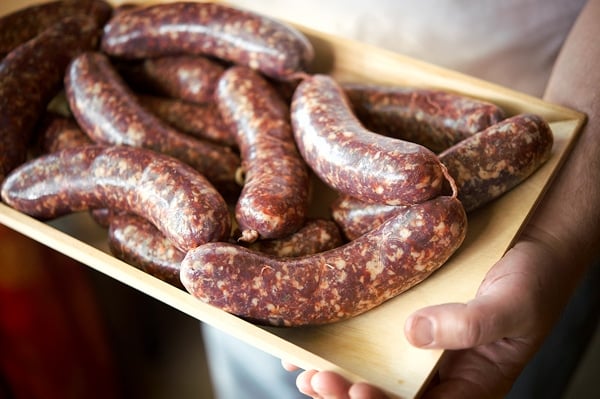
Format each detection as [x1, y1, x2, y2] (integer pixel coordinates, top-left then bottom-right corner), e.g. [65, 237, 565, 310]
[118, 55, 227, 104]
[0, 15, 101, 183]
[108, 215, 344, 289]
[331, 113, 554, 238]
[136, 94, 236, 147]
[37, 113, 93, 154]
[0, 145, 231, 252]
[180, 195, 467, 326]
[331, 195, 403, 241]
[0, 0, 112, 59]
[89, 208, 115, 228]
[342, 83, 506, 153]
[291, 74, 446, 206]
[247, 219, 345, 257]
[64, 51, 241, 198]
[439, 113, 554, 212]
[108, 213, 186, 289]
[34, 114, 124, 229]
[216, 66, 311, 242]
[100, 1, 314, 80]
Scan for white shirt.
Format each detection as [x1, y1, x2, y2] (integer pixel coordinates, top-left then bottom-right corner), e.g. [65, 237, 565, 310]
[227, 0, 586, 96]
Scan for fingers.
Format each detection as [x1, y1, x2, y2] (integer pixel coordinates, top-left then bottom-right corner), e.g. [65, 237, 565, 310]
[297, 370, 351, 399]
[281, 359, 300, 372]
[296, 370, 388, 399]
[405, 242, 553, 349]
[348, 382, 390, 399]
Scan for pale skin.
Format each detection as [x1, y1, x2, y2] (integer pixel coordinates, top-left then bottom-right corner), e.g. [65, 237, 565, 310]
[283, 0, 600, 398]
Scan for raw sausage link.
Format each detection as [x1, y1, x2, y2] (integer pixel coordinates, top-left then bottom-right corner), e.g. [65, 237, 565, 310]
[37, 113, 93, 154]
[0, 0, 112, 59]
[246, 219, 345, 257]
[118, 55, 226, 104]
[108, 213, 185, 289]
[291, 74, 445, 206]
[65, 51, 241, 198]
[0, 15, 102, 183]
[217, 66, 310, 242]
[331, 195, 403, 241]
[34, 114, 119, 228]
[136, 94, 236, 147]
[343, 83, 506, 153]
[108, 216, 343, 289]
[0, 145, 231, 252]
[439, 113, 554, 212]
[181, 196, 467, 326]
[331, 113, 554, 238]
[101, 1, 314, 80]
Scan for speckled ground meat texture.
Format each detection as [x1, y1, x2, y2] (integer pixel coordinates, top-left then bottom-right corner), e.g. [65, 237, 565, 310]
[38, 113, 93, 154]
[108, 213, 185, 289]
[0, 0, 111, 59]
[439, 113, 553, 212]
[343, 83, 506, 153]
[136, 94, 237, 147]
[119, 55, 226, 104]
[100, 1, 314, 80]
[0, 15, 100, 182]
[331, 194, 405, 241]
[248, 219, 344, 257]
[64, 51, 241, 197]
[217, 66, 310, 241]
[0, 145, 231, 252]
[291, 74, 444, 206]
[181, 196, 467, 326]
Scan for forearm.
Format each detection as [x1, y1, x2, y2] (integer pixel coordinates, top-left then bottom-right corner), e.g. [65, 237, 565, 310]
[527, 0, 600, 283]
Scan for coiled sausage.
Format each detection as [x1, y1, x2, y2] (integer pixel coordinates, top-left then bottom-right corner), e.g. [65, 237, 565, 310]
[118, 55, 226, 104]
[65, 51, 241, 197]
[181, 196, 467, 326]
[216, 66, 310, 242]
[343, 82, 506, 153]
[439, 113, 553, 212]
[291, 74, 446, 206]
[101, 1, 314, 80]
[0, 145, 231, 252]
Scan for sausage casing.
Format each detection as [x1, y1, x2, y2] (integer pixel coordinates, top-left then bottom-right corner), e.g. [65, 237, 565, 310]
[0, 0, 112, 59]
[136, 94, 236, 147]
[65, 51, 241, 197]
[0, 145, 231, 252]
[216, 66, 310, 241]
[108, 213, 186, 288]
[181, 196, 467, 326]
[291, 74, 445, 206]
[247, 219, 344, 257]
[0, 15, 101, 182]
[331, 113, 554, 239]
[331, 195, 404, 241]
[119, 55, 226, 104]
[439, 113, 553, 212]
[101, 2, 314, 80]
[37, 113, 93, 154]
[343, 83, 506, 153]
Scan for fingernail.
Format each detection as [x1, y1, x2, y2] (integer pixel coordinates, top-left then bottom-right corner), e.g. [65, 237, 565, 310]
[411, 316, 433, 346]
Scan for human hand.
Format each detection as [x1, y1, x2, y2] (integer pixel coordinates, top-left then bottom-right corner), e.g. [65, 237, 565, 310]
[285, 227, 571, 399]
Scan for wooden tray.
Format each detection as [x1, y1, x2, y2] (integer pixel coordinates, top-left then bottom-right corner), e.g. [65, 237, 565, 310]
[0, 1, 586, 398]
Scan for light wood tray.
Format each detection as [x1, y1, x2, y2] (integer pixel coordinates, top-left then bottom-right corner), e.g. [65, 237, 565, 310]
[0, 1, 586, 398]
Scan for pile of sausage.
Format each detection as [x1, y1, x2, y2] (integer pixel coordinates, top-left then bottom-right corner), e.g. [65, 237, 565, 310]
[0, 1, 554, 327]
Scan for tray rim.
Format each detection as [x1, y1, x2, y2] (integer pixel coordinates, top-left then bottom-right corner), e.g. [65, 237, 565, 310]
[0, 1, 588, 398]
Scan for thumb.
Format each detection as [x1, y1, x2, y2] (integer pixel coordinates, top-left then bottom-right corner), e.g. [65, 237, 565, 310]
[404, 297, 519, 349]
[404, 245, 545, 349]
